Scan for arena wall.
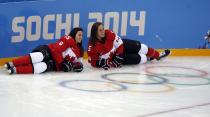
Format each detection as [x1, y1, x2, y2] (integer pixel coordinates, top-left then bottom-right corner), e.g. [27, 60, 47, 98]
[0, 0, 210, 65]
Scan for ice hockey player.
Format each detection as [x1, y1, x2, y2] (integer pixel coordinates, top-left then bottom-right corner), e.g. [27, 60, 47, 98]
[87, 22, 170, 70]
[5, 27, 84, 74]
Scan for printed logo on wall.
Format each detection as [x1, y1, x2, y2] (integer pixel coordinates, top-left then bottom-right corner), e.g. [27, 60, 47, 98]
[11, 11, 146, 43]
[1, 0, 210, 58]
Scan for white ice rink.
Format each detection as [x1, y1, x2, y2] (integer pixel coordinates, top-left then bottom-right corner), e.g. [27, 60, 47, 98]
[0, 57, 210, 117]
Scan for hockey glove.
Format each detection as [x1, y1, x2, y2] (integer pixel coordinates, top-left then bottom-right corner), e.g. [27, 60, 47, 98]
[72, 62, 83, 72]
[96, 58, 110, 70]
[112, 54, 124, 67]
[62, 60, 72, 72]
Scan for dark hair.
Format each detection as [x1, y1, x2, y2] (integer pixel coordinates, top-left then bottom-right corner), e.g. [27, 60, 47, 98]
[89, 22, 106, 45]
[69, 27, 84, 57]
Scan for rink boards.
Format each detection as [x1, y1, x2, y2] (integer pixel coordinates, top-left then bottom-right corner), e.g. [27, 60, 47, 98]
[0, 49, 210, 66]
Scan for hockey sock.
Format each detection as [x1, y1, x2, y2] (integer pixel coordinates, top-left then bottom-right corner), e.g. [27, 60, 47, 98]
[12, 55, 31, 67]
[146, 48, 160, 59]
[16, 64, 33, 74]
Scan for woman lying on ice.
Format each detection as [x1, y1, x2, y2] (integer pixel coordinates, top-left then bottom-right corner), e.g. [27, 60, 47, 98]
[87, 22, 171, 70]
[5, 27, 84, 74]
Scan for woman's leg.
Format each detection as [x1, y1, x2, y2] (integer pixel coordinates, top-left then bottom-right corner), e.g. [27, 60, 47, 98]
[122, 39, 141, 54]
[123, 53, 147, 65]
[5, 52, 44, 69]
[122, 39, 170, 63]
[8, 62, 48, 74]
[122, 39, 160, 60]
[5, 45, 51, 69]
[138, 43, 160, 59]
[139, 44, 171, 60]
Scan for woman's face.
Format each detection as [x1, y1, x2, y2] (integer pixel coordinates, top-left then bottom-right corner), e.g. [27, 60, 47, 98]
[75, 31, 83, 43]
[97, 25, 105, 40]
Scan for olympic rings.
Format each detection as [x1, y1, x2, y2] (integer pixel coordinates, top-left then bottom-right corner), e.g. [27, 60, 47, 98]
[145, 66, 210, 86]
[145, 66, 208, 77]
[59, 80, 127, 92]
[101, 73, 168, 85]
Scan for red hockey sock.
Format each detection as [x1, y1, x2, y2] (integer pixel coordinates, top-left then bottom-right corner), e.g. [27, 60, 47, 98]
[146, 48, 160, 59]
[12, 55, 31, 66]
[16, 64, 33, 74]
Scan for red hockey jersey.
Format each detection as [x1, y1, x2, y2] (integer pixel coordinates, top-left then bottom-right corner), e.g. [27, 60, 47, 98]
[48, 35, 82, 71]
[87, 30, 124, 67]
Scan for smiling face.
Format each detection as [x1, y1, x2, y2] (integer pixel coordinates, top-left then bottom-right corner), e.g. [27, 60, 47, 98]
[75, 31, 83, 44]
[96, 24, 105, 40]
